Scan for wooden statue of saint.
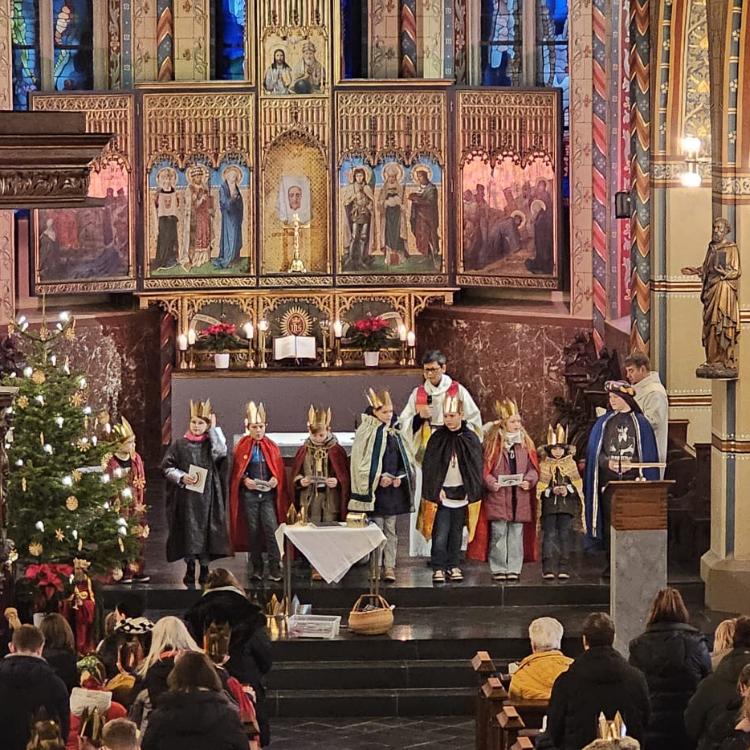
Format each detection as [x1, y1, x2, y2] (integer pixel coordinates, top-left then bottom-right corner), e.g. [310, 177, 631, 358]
[682, 217, 741, 379]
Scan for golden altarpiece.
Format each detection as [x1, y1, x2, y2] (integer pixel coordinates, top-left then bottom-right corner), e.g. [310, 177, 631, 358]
[1, 0, 568, 369]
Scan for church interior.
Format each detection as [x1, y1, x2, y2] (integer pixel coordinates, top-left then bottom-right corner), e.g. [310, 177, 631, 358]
[0, 1, 747, 749]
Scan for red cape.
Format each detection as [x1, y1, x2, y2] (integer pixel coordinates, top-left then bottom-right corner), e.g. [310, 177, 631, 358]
[229, 435, 288, 552]
[466, 440, 539, 563]
[290, 441, 350, 519]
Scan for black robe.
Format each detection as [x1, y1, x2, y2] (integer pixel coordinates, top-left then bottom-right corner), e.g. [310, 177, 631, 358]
[421, 422, 484, 504]
[162, 430, 232, 562]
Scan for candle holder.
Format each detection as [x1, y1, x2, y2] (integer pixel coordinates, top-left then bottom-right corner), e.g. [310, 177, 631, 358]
[258, 321, 269, 369]
[399, 341, 407, 367]
[178, 349, 187, 370]
[187, 346, 196, 369]
[333, 338, 343, 368]
[320, 319, 330, 369]
[245, 338, 255, 369]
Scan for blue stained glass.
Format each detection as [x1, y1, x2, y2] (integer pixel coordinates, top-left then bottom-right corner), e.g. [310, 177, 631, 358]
[52, 0, 93, 92]
[11, 0, 40, 110]
[481, 0, 522, 86]
[214, 0, 246, 80]
[537, 0, 569, 118]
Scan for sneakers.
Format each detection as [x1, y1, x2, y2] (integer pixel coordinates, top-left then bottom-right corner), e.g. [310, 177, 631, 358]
[492, 573, 506, 582]
[432, 569, 446, 583]
[447, 567, 464, 582]
[506, 573, 520, 582]
[543, 571, 556, 580]
[132, 574, 151, 584]
[383, 567, 396, 583]
[268, 567, 283, 582]
[558, 571, 570, 580]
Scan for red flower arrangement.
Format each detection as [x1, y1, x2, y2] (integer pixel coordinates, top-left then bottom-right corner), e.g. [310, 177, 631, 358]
[348, 315, 396, 352]
[197, 322, 242, 351]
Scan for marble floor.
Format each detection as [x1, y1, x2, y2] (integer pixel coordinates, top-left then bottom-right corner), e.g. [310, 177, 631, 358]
[268, 716, 474, 749]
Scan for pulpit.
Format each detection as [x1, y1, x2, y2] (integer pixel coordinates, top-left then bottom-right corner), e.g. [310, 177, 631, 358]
[606, 480, 673, 655]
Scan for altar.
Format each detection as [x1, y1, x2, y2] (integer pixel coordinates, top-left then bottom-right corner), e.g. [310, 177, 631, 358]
[171, 368, 421, 439]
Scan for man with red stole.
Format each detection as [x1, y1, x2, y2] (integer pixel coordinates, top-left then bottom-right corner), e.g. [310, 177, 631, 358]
[107, 417, 148, 583]
[229, 402, 287, 583]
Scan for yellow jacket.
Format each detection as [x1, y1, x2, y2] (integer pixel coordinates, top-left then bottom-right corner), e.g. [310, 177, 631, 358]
[508, 649, 573, 701]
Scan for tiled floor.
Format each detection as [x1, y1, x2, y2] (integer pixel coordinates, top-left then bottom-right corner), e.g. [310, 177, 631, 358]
[268, 716, 474, 749]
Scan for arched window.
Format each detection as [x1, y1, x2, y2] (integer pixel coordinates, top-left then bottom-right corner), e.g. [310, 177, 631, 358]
[481, 0, 522, 86]
[11, 0, 41, 109]
[212, 0, 247, 80]
[52, 0, 93, 92]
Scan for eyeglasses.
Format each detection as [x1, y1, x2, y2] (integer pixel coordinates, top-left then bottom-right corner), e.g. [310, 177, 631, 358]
[423, 366, 442, 373]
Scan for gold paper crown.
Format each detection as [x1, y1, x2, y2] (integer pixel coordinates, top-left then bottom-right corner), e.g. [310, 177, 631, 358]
[443, 392, 464, 415]
[245, 401, 267, 425]
[495, 398, 520, 422]
[307, 404, 332, 431]
[73, 557, 91, 571]
[366, 388, 393, 410]
[112, 416, 135, 442]
[189, 399, 212, 420]
[546, 423, 568, 446]
[597, 711, 625, 741]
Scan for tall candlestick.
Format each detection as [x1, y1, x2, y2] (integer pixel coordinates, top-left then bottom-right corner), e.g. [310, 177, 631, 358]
[398, 324, 407, 342]
[398, 325, 407, 367]
[319, 319, 330, 369]
[258, 319, 269, 369]
[333, 319, 343, 338]
[244, 322, 255, 369]
[407, 330, 416, 366]
[187, 329, 196, 346]
[177, 334, 188, 351]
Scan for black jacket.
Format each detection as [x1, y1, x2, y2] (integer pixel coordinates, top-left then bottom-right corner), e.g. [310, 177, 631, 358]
[537, 645, 651, 750]
[686, 648, 750, 744]
[141, 689, 248, 750]
[717, 732, 750, 750]
[629, 621, 712, 750]
[42, 645, 78, 693]
[700, 697, 743, 750]
[0, 654, 70, 750]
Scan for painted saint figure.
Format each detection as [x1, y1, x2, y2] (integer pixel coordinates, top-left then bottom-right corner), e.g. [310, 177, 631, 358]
[525, 179, 554, 275]
[263, 49, 292, 94]
[153, 167, 180, 270]
[214, 166, 244, 269]
[342, 167, 375, 270]
[187, 166, 214, 269]
[378, 162, 408, 266]
[408, 166, 440, 268]
[291, 41, 325, 94]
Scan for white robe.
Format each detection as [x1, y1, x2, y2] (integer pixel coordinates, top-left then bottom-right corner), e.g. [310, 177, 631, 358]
[399, 374, 483, 556]
[633, 371, 669, 475]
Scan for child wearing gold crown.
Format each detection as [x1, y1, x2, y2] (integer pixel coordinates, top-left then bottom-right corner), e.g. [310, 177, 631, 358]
[107, 416, 149, 583]
[229, 401, 287, 583]
[162, 399, 232, 586]
[537, 424, 583, 580]
[468, 399, 538, 582]
[349, 389, 415, 582]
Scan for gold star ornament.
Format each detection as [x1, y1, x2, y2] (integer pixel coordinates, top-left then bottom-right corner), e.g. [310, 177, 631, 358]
[16, 396, 28, 409]
[54, 529, 64, 542]
[31, 370, 46, 385]
[28, 542, 43, 557]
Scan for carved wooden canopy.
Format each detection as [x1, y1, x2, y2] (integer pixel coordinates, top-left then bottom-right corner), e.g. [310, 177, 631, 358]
[0, 112, 111, 209]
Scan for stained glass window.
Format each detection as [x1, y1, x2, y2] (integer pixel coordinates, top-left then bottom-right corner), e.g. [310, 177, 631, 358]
[340, 0, 366, 79]
[480, 0, 522, 86]
[52, 0, 93, 92]
[536, 0, 569, 123]
[11, 0, 40, 110]
[212, 0, 246, 80]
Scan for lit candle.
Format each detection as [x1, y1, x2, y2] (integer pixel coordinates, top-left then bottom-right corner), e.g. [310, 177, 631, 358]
[259, 319, 269, 333]
[59, 311, 70, 323]
[187, 329, 196, 346]
[333, 320, 343, 338]
[398, 324, 407, 342]
[177, 334, 188, 351]
[407, 330, 416, 347]
[244, 322, 254, 340]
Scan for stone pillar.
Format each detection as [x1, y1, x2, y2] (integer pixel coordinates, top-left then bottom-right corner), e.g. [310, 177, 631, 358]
[608, 480, 669, 656]
[700, 0, 750, 612]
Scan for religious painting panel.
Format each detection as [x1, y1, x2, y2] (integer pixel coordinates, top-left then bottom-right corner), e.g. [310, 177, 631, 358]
[456, 89, 563, 289]
[260, 27, 328, 96]
[30, 92, 136, 293]
[142, 92, 255, 289]
[259, 97, 330, 285]
[335, 90, 448, 286]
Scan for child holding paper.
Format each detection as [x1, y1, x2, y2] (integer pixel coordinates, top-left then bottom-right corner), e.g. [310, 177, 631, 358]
[481, 399, 538, 582]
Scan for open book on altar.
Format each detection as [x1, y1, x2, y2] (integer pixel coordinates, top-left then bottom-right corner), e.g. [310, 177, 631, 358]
[273, 335, 317, 361]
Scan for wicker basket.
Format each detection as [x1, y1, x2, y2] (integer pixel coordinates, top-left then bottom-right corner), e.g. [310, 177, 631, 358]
[348, 593, 394, 635]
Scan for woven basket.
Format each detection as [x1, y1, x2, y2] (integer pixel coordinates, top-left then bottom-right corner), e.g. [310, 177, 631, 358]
[348, 593, 394, 635]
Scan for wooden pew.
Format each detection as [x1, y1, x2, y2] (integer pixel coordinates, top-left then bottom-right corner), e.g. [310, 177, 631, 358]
[472, 652, 503, 750]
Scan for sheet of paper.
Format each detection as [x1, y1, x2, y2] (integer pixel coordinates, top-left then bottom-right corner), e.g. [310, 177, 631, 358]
[496, 473, 524, 487]
[185, 464, 207, 494]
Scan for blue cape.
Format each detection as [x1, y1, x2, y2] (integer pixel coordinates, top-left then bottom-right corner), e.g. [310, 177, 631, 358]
[584, 410, 659, 541]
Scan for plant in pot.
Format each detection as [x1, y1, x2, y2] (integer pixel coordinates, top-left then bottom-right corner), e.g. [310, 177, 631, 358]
[348, 315, 396, 367]
[197, 322, 241, 369]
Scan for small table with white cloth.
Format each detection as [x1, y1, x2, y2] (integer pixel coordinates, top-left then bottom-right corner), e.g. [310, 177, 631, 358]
[274, 522, 386, 610]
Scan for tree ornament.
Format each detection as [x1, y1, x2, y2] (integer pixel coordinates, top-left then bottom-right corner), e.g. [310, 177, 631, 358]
[64, 325, 76, 341]
[16, 396, 28, 409]
[78, 537, 83, 551]
[100, 453, 113, 470]
[118, 537, 125, 553]
[111, 567, 123, 581]
[22, 366, 32, 378]
[39, 432, 45, 446]
[66, 495, 78, 511]
[38, 326, 49, 341]
[28, 542, 43, 557]
[72, 470, 82, 483]
[69, 393, 83, 407]
[54, 529, 64, 542]
[31, 370, 46, 385]
[21, 477, 26, 492]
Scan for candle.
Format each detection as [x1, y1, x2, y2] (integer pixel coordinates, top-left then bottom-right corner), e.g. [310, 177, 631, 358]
[244, 322, 254, 340]
[407, 330, 416, 347]
[398, 324, 407, 342]
[187, 329, 196, 346]
[59, 311, 70, 322]
[259, 319, 269, 333]
[177, 334, 188, 351]
[333, 320, 343, 338]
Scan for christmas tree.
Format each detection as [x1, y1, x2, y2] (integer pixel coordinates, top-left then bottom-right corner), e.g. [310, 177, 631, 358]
[2, 311, 140, 575]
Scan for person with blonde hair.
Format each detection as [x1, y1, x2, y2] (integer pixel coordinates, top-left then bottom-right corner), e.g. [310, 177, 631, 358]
[629, 587, 711, 750]
[714, 620, 738, 670]
[509, 617, 572, 700]
[128, 617, 201, 732]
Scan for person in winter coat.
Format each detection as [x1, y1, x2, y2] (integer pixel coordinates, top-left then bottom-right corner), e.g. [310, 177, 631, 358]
[39, 613, 78, 694]
[716, 690, 750, 750]
[141, 650, 247, 750]
[713, 620, 738, 671]
[184, 568, 273, 747]
[0, 624, 70, 750]
[686, 616, 750, 747]
[509, 617, 572, 700]
[537, 612, 650, 750]
[700, 664, 750, 750]
[629, 587, 712, 750]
